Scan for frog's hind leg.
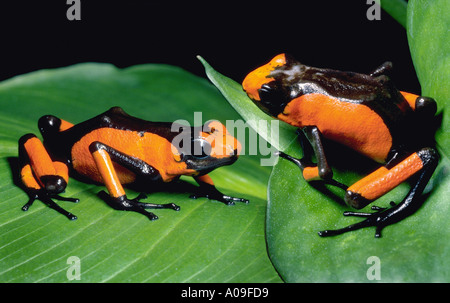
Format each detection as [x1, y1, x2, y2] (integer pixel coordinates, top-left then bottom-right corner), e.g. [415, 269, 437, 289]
[319, 147, 439, 238]
[18, 134, 78, 220]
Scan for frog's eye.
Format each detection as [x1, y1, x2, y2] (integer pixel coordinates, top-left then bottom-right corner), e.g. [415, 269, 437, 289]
[191, 138, 212, 159]
[259, 83, 282, 100]
[257, 82, 290, 116]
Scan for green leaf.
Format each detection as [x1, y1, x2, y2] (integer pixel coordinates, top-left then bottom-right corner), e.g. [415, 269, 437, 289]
[407, 0, 450, 151]
[0, 63, 281, 282]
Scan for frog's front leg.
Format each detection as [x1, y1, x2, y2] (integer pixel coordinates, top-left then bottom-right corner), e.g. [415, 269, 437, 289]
[277, 126, 348, 190]
[190, 174, 249, 205]
[89, 142, 180, 220]
[18, 134, 79, 220]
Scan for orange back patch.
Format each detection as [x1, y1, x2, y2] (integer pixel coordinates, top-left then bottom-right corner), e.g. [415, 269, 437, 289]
[279, 94, 393, 162]
[71, 128, 195, 184]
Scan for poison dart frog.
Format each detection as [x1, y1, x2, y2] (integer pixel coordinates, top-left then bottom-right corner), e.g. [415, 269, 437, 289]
[243, 53, 439, 237]
[18, 106, 248, 220]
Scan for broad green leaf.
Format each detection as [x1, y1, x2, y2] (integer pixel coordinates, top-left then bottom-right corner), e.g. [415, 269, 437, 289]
[407, 0, 450, 151]
[0, 63, 281, 283]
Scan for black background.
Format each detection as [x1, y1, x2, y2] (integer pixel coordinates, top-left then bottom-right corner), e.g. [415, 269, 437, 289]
[0, 0, 420, 93]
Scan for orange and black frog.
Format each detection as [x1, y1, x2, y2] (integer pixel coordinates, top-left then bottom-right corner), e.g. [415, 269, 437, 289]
[243, 53, 439, 237]
[18, 106, 248, 220]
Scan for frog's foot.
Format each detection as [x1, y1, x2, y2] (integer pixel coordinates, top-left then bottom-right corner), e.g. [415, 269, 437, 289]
[22, 189, 79, 220]
[98, 191, 179, 220]
[131, 193, 180, 211]
[190, 191, 249, 206]
[318, 202, 399, 238]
